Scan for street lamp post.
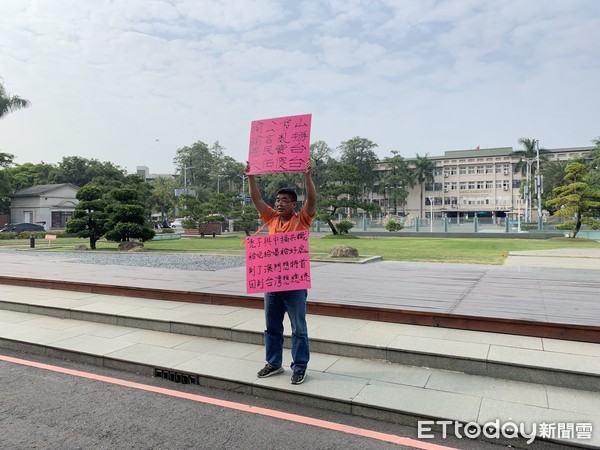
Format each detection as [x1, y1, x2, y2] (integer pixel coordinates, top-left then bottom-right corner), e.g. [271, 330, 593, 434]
[428, 196, 434, 232]
[524, 158, 534, 223]
[183, 165, 195, 193]
[535, 140, 543, 230]
[236, 175, 247, 206]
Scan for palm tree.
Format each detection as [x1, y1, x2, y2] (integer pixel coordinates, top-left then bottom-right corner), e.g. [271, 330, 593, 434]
[0, 80, 31, 119]
[413, 154, 435, 218]
[513, 137, 548, 177]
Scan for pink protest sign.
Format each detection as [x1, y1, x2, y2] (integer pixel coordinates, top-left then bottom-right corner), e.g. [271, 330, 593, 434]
[245, 230, 311, 294]
[247, 113, 312, 175]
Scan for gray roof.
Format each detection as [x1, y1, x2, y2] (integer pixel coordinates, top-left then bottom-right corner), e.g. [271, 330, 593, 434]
[442, 147, 514, 158]
[9, 183, 79, 198]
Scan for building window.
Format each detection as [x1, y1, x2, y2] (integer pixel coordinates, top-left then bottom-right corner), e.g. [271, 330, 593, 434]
[477, 166, 485, 174]
[459, 167, 467, 175]
[51, 211, 72, 228]
[468, 166, 476, 175]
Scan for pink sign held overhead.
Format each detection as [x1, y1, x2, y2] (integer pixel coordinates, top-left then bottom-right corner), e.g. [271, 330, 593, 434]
[247, 113, 312, 175]
[245, 230, 311, 294]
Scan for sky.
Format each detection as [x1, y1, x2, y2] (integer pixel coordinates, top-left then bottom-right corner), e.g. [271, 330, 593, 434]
[1, 0, 599, 176]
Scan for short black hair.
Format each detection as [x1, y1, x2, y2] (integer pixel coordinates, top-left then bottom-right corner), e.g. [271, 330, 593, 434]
[276, 188, 297, 202]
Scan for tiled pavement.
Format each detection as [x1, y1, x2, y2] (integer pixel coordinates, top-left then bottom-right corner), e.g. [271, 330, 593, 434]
[0, 249, 599, 447]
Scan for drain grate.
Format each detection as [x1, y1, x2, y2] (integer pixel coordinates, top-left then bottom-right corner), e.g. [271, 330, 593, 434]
[154, 368, 199, 385]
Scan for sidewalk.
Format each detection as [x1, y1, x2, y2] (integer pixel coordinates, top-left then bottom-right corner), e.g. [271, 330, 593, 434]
[1, 249, 599, 447]
[1, 283, 599, 448]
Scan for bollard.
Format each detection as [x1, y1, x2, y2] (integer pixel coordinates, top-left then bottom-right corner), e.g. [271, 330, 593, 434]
[444, 217, 448, 233]
[212, 231, 216, 238]
[30, 235, 35, 248]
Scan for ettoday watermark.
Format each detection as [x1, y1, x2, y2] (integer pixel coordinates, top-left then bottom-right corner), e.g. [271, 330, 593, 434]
[418, 420, 593, 445]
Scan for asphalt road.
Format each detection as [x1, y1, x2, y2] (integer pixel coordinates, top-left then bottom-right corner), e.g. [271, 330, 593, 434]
[0, 350, 508, 450]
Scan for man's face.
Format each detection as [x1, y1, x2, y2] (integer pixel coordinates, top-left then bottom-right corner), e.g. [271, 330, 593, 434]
[274, 194, 296, 217]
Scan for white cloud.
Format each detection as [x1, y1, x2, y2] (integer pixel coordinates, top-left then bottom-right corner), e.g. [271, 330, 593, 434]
[0, 0, 599, 175]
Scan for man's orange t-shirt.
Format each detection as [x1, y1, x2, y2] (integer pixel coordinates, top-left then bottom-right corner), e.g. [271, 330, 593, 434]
[260, 207, 314, 234]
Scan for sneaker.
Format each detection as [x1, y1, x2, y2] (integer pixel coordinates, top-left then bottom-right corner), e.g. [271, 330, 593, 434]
[257, 364, 284, 378]
[290, 370, 306, 385]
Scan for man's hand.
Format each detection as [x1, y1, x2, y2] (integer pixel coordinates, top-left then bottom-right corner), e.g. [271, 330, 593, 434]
[305, 160, 313, 174]
[245, 161, 252, 175]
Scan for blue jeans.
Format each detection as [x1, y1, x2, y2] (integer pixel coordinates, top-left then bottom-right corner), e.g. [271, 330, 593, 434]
[264, 289, 309, 372]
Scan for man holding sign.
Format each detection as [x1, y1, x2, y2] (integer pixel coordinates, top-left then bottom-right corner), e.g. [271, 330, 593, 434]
[245, 160, 316, 385]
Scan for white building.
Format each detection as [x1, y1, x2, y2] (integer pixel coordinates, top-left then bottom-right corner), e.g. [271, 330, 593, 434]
[8, 184, 79, 230]
[373, 146, 594, 223]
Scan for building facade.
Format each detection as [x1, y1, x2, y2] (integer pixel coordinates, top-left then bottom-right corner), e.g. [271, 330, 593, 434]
[8, 184, 79, 230]
[373, 146, 593, 223]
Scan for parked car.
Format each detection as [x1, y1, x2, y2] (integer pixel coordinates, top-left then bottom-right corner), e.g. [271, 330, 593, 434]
[0, 222, 46, 233]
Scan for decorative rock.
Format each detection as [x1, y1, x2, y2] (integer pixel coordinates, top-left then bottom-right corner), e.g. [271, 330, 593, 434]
[118, 241, 145, 252]
[328, 245, 359, 258]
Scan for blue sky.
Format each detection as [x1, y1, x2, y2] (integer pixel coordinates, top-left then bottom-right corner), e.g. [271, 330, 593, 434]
[1, 0, 599, 175]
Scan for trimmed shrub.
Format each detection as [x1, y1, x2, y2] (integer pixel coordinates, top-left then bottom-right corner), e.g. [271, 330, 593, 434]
[385, 219, 404, 232]
[335, 220, 354, 234]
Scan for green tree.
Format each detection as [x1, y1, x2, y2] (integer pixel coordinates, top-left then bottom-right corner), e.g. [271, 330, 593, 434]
[338, 137, 379, 201]
[66, 185, 109, 250]
[546, 162, 600, 238]
[0, 80, 30, 119]
[310, 140, 334, 193]
[584, 137, 600, 191]
[173, 140, 214, 190]
[0, 152, 15, 214]
[149, 177, 177, 221]
[105, 187, 155, 242]
[50, 156, 126, 187]
[541, 159, 569, 213]
[317, 160, 378, 234]
[232, 204, 259, 236]
[382, 151, 415, 215]
[513, 138, 549, 176]
[513, 138, 549, 211]
[413, 154, 435, 218]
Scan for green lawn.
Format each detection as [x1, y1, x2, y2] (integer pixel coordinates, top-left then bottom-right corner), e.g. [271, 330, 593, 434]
[2, 233, 598, 265]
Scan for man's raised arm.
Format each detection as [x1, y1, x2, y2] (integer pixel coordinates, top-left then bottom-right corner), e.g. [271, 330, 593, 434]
[245, 162, 269, 216]
[303, 161, 316, 217]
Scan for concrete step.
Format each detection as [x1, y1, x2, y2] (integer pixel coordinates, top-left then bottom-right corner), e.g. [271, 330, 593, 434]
[1, 284, 599, 394]
[1, 305, 599, 448]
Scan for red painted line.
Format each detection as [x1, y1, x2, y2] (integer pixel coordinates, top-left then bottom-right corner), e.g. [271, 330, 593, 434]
[0, 354, 456, 450]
